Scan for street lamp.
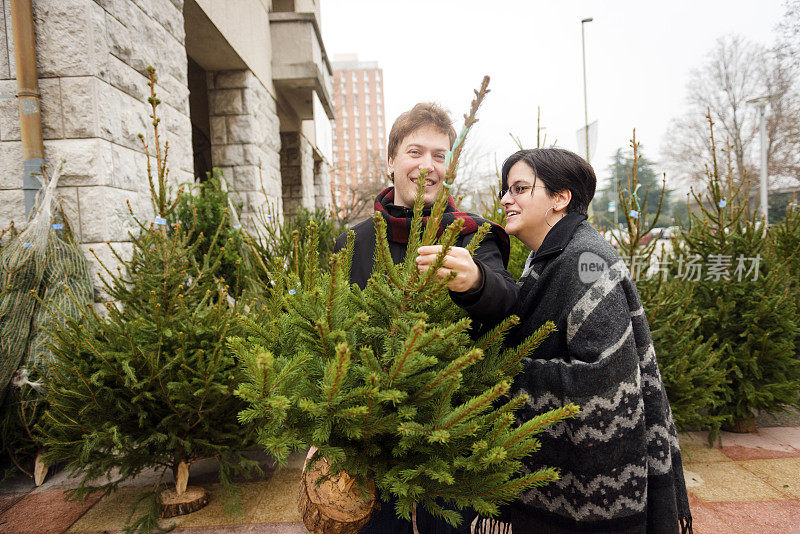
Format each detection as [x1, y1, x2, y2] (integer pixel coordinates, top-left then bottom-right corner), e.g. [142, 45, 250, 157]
[581, 17, 593, 214]
[746, 94, 776, 225]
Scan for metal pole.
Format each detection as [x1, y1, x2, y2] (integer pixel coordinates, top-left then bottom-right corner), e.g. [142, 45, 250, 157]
[581, 21, 590, 162]
[758, 102, 768, 224]
[10, 0, 45, 216]
[581, 17, 593, 216]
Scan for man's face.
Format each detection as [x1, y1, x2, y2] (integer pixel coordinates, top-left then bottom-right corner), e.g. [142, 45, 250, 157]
[388, 125, 451, 208]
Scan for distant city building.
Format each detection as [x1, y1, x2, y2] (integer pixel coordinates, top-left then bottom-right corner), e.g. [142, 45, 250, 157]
[331, 54, 388, 221]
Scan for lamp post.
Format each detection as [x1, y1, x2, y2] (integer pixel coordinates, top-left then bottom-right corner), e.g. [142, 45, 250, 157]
[746, 95, 774, 225]
[581, 17, 593, 215]
[581, 17, 593, 163]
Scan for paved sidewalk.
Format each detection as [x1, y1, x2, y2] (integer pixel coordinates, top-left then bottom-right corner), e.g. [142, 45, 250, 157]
[1, 428, 800, 533]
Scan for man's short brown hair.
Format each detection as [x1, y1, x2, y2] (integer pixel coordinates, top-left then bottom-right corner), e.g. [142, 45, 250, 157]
[387, 103, 457, 160]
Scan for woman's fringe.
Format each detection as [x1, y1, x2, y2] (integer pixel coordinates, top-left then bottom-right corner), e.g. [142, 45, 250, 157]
[473, 517, 512, 534]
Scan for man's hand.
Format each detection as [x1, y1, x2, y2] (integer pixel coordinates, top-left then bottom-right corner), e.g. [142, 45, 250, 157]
[415, 245, 482, 293]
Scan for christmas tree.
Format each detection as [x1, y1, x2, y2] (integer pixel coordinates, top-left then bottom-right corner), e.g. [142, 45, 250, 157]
[769, 201, 800, 360]
[40, 67, 259, 532]
[170, 168, 249, 297]
[671, 114, 800, 432]
[611, 131, 727, 436]
[234, 77, 579, 532]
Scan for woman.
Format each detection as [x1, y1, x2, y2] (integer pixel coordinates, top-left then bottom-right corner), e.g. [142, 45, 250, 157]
[416, 148, 692, 533]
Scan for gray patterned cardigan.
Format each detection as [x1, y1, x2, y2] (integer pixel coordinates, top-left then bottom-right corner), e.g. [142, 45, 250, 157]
[461, 214, 692, 534]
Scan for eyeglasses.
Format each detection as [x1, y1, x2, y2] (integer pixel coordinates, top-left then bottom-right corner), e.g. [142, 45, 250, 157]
[498, 183, 547, 200]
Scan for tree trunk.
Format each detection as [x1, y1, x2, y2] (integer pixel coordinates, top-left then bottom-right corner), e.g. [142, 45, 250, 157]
[33, 450, 48, 486]
[160, 461, 209, 518]
[725, 416, 757, 433]
[298, 447, 377, 534]
[160, 486, 209, 518]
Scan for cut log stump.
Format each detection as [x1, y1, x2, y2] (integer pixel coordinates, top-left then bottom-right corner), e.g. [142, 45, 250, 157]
[298, 448, 377, 534]
[160, 486, 209, 518]
[724, 416, 757, 433]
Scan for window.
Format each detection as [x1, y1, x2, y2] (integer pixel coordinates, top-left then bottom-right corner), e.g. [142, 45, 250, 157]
[351, 71, 357, 82]
[343, 118, 348, 128]
[355, 128, 360, 138]
[353, 95, 358, 106]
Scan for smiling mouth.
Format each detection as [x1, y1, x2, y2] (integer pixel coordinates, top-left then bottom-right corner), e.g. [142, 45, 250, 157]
[410, 176, 436, 187]
[506, 211, 520, 219]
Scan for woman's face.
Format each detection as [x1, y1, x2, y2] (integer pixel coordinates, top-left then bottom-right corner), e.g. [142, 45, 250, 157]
[501, 161, 559, 251]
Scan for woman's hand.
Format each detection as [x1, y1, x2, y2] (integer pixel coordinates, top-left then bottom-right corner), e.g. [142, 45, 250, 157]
[415, 245, 482, 293]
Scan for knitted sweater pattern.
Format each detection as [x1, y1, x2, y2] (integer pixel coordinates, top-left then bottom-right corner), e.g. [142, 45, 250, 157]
[506, 221, 691, 532]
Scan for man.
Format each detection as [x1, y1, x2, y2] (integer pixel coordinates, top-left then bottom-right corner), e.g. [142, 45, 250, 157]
[334, 102, 518, 533]
[335, 102, 515, 318]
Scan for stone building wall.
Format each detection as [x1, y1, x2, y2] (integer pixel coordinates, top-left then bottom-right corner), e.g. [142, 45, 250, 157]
[279, 131, 315, 218]
[314, 158, 331, 211]
[207, 69, 281, 230]
[0, 0, 331, 300]
[0, 0, 193, 300]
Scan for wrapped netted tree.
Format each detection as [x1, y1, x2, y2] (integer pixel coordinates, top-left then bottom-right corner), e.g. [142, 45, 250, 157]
[0, 165, 94, 484]
[40, 68, 260, 532]
[607, 131, 728, 436]
[671, 115, 800, 433]
[233, 77, 579, 534]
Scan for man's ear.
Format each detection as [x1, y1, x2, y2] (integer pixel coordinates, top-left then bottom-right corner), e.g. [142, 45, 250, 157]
[387, 157, 395, 182]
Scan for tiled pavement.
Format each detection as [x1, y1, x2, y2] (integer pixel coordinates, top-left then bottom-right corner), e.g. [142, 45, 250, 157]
[2, 428, 800, 533]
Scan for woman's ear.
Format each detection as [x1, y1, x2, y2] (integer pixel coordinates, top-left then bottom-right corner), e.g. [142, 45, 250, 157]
[554, 189, 571, 212]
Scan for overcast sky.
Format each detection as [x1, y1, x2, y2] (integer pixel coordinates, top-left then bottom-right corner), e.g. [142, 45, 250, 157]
[320, 0, 787, 191]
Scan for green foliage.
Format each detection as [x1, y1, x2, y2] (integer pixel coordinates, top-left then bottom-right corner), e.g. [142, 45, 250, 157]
[672, 116, 800, 427]
[612, 132, 727, 436]
[234, 78, 579, 527]
[245, 205, 345, 288]
[40, 67, 259, 533]
[595, 146, 672, 228]
[769, 201, 800, 358]
[170, 168, 248, 296]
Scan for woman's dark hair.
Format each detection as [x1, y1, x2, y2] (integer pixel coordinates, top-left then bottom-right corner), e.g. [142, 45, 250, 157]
[501, 148, 597, 215]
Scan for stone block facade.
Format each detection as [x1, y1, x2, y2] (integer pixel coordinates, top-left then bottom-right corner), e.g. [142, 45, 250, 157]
[0, 0, 194, 296]
[0, 0, 334, 301]
[207, 69, 281, 230]
[280, 131, 316, 218]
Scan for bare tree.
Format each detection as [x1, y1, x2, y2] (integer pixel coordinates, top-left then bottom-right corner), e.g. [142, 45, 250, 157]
[663, 33, 800, 189]
[449, 144, 498, 213]
[330, 149, 389, 226]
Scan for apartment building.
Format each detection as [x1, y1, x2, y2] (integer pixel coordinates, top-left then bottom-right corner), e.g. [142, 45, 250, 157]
[330, 54, 387, 221]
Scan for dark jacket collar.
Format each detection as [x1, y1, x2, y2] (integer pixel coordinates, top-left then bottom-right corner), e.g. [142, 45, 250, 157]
[532, 212, 588, 264]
